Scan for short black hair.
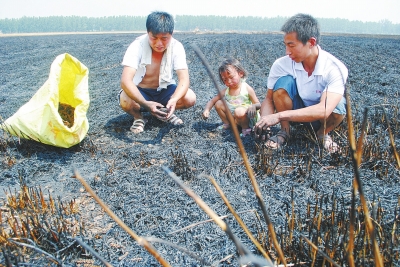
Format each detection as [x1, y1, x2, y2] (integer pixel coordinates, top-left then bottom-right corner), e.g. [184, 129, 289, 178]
[281, 13, 320, 45]
[146, 11, 174, 35]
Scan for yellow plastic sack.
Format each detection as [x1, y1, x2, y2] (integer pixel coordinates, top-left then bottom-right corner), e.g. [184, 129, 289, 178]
[1, 53, 90, 148]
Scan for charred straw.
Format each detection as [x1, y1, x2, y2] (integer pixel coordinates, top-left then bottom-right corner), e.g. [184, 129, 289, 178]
[162, 166, 272, 267]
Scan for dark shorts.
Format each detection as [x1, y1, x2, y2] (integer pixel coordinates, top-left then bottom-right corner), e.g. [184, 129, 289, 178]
[273, 75, 346, 130]
[118, 84, 177, 111]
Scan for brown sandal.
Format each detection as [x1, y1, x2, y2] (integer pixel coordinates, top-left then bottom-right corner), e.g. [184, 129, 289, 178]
[265, 130, 289, 150]
[130, 118, 147, 134]
[158, 108, 183, 125]
[160, 113, 183, 125]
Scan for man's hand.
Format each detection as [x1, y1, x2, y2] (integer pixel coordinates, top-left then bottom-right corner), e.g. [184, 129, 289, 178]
[254, 114, 280, 140]
[144, 101, 169, 120]
[165, 97, 179, 118]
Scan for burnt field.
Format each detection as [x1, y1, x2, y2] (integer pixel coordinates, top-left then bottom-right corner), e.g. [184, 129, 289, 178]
[0, 32, 400, 266]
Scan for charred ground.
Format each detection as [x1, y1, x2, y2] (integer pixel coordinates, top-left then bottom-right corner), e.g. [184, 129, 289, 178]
[0, 32, 399, 266]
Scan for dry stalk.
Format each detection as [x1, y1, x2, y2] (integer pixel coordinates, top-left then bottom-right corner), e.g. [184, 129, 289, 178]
[8, 238, 61, 265]
[73, 170, 171, 267]
[301, 234, 340, 267]
[162, 166, 271, 267]
[0, 182, 87, 265]
[144, 237, 211, 266]
[162, 167, 246, 254]
[254, 210, 269, 252]
[191, 43, 287, 266]
[289, 188, 295, 245]
[345, 89, 384, 267]
[356, 108, 368, 167]
[203, 174, 272, 262]
[347, 189, 356, 267]
[73, 237, 113, 267]
[168, 209, 255, 235]
[381, 107, 400, 169]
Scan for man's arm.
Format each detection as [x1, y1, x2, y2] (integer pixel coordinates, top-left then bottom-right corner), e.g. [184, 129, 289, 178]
[254, 89, 275, 138]
[120, 66, 166, 118]
[257, 90, 343, 129]
[120, 66, 146, 105]
[277, 91, 342, 122]
[260, 89, 275, 116]
[165, 68, 190, 116]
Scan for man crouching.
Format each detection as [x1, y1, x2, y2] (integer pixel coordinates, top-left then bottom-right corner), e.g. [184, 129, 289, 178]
[119, 11, 196, 133]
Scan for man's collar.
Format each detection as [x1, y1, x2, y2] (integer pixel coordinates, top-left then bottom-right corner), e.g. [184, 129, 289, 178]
[293, 45, 325, 75]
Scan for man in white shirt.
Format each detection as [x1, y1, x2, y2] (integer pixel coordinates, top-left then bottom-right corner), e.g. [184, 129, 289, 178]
[254, 13, 348, 153]
[119, 11, 196, 133]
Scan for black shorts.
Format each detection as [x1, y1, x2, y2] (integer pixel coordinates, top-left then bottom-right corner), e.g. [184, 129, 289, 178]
[118, 84, 178, 110]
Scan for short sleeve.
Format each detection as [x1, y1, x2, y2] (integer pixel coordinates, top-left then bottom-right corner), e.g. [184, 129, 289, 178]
[172, 41, 188, 70]
[267, 56, 293, 89]
[121, 39, 141, 69]
[323, 57, 348, 95]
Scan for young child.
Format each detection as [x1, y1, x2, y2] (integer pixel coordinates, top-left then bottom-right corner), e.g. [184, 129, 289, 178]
[202, 58, 261, 136]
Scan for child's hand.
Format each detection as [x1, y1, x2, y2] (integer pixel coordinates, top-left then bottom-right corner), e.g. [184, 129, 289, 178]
[247, 104, 257, 118]
[202, 110, 210, 120]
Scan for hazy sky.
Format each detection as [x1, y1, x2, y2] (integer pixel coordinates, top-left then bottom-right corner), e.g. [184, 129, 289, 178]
[1, 0, 399, 24]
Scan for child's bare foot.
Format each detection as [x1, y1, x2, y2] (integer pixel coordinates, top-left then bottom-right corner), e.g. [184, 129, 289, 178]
[217, 123, 230, 130]
[240, 128, 252, 137]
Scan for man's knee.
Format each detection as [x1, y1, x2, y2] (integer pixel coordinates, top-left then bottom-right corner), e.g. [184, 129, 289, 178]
[179, 89, 196, 109]
[272, 88, 293, 111]
[273, 75, 296, 93]
[318, 112, 345, 130]
[186, 89, 197, 107]
[330, 112, 345, 125]
[120, 92, 140, 112]
[273, 88, 290, 99]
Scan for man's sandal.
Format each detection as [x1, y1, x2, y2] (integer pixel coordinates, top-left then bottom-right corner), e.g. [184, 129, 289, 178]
[318, 134, 340, 153]
[158, 107, 183, 125]
[265, 130, 289, 150]
[130, 118, 147, 134]
[161, 114, 183, 125]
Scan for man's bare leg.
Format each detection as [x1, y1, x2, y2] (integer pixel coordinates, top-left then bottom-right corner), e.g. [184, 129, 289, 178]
[265, 88, 292, 148]
[175, 88, 196, 110]
[316, 112, 345, 137]
[316, 112, 345, 152]
[119, 90, 146, 133]
[119, 90, 143, 119]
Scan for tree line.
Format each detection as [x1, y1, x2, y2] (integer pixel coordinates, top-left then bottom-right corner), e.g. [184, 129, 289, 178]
[0, 15, 399, 35]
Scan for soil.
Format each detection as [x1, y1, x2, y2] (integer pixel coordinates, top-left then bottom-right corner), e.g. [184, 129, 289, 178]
[0, 32, 399, 266]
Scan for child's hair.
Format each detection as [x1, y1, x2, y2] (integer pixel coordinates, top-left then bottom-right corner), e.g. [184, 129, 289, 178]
[218, 58, 248, 84]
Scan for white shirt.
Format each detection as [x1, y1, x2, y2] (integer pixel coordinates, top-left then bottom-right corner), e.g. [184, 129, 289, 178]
[267, 45, 348, 107]
[121, 34, 188, 90]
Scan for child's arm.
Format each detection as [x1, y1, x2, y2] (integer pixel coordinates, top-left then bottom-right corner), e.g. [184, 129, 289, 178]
[246, 85, 261, 118]
[202, 94, 222, 119]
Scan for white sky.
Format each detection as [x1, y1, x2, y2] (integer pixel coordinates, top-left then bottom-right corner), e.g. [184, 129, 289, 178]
[1, 0, 399, 24]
